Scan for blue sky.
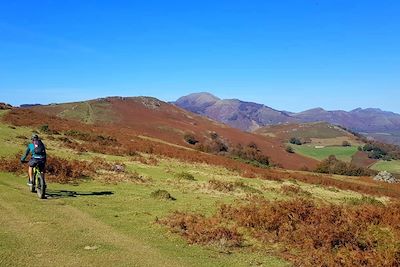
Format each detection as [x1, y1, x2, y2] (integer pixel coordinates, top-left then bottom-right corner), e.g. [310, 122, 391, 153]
[0, 0, 399, 112]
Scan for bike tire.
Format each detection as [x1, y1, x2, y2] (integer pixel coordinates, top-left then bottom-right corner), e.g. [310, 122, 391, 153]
[36, 173, 46, 199]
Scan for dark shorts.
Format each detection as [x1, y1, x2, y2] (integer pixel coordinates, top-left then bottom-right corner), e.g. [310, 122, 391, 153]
[28, 158, 46, 172]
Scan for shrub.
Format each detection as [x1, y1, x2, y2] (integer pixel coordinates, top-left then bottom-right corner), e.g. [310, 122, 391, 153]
[161, 198, 400, 266]
[183, 133, 199, 145]
[342, 141, 351, 147]
[39, 124, 50, 133]
[175, 172, 196, 181]
[218, 198, 400, 266]
[285, 145, 294, 153]
[230, 143, 269, 167]
[346, 196, 384, 206]
[150, 189, 176, 200]
[159, 212, 243, 248]
[289, 137, 302, 145]
[281, 184, 312, 197]
[314, 155, 375, 176]
[208, 179, 236, 192]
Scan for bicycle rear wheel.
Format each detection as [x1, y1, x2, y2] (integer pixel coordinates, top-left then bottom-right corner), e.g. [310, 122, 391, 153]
[36, 173, 46, 199]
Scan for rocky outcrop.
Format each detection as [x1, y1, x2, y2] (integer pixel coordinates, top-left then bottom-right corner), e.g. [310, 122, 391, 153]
[0, 103, 12, 110]
[373, 171, 399, 183]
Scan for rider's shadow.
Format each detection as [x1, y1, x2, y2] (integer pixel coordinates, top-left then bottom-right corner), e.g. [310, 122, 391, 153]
[46, 190, 114, 199]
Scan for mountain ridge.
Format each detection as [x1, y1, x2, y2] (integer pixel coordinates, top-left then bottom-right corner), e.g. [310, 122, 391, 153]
[175, 92, 400, 145]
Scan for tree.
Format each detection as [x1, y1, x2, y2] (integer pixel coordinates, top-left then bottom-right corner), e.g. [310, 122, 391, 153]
[289, 137, 302, 145]
[285, 145, 294, 153]
[342, 141, 351, 147]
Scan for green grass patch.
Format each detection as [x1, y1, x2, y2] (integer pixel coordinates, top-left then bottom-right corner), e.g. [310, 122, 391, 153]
[371, 160, 400, 174]
[292, 144, 358, 162]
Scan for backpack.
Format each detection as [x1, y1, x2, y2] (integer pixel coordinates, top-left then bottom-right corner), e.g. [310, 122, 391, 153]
[33, 139, 46, 156]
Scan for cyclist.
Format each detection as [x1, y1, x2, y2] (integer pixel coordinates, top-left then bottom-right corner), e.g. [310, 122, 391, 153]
[21, 134, 47, 186]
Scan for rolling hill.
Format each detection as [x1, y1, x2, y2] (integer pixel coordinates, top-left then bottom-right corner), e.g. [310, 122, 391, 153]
[2, 102, 400, 266]
[175, 93, 400, 145]
[24, 96, 318, 170]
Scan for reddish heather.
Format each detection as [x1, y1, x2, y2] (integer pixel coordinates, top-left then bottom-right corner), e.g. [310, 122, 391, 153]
[351, 151, 378, 168]
[32, 97, 319, 170]
[4, 108, 400, 199]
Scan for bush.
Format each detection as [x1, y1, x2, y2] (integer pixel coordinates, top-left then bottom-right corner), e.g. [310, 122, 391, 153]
[289, 137, 302, 145]
[150, 189, 175, 200]
[281, 184, 312, 197]
[39, 124, 50, 133]
[285, 145, 294, 153]
[159, 212, 243, 248]
[175, 172, 196, 181]
[230, 143, 269, 167]
[208, 179, 236, 192]
[314, 155, 375, 176]
[218, 198, 400, 266]
[342, 141, 351, 147]
[183, 134, 199, 145]
[346, 196, 383, 206]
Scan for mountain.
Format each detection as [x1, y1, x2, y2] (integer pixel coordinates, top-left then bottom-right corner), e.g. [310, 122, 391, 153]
[20, 104, 43, 108]
[26, 96, 318, 170]
[175, 93, 400, 145]
[175, 93, 297, 131]
[292, 107, 400, 133]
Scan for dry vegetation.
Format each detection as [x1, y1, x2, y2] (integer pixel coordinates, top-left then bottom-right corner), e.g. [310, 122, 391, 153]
[0, 154, 124, 184]
[4, 109, 400, 199]
[162, 197, 400, 266]
[159, 212, 243, 248]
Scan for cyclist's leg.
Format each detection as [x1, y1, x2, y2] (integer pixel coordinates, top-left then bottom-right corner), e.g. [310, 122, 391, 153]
[27, 158, 38, 183]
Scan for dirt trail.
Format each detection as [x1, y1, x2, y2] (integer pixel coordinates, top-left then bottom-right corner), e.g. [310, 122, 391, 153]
[0, 175, 185, 267]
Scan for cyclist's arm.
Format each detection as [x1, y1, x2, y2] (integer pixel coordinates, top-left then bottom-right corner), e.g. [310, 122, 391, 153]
[21, 146, 31, 162]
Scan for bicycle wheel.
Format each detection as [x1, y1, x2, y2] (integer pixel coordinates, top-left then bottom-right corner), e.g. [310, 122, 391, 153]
[36, 173, 46, 199]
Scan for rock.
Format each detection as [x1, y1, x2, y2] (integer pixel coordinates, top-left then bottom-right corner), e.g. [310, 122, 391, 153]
[373, 171, 399, 184]
[0, 103, 12, 110]
[84, 245, 98, 250]
[111, 164, 125, 172]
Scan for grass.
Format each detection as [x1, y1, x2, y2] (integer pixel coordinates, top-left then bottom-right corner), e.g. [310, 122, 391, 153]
[0, 170, 289, 267]
[291, 144, 358, 162]
[0, 118, 397, 266]
[371, 160, 400, 174]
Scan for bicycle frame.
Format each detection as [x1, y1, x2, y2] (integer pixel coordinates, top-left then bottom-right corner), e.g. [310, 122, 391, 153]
[31, 165, 46, 199]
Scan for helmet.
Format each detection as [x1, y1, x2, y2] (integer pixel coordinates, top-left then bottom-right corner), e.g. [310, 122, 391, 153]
[31, 134, 39, 140]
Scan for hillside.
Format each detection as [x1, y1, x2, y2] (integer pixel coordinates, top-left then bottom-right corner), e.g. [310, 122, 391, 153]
[175, 93, 400, 145]
[255, 122, 379, 168]
[1, 108, 400, 266]
[28, 96, 318, 170]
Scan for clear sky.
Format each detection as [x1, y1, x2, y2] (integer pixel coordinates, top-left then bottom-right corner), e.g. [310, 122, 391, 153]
[1, 0, 399, 113]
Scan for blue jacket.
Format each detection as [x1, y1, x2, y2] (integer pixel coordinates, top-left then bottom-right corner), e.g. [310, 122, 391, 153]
[21, 143, 46, 161]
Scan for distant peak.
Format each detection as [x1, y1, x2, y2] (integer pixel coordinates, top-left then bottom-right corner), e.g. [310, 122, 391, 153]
[301, 107, 326, 113]
[181, 92, 220, 101]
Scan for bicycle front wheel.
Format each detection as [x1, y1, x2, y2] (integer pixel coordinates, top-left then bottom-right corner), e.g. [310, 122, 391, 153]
[36, 173, 46, 199]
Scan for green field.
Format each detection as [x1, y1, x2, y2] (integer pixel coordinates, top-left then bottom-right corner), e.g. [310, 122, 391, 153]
[371, 160, 400, 174]
[291, 145, 358, 162]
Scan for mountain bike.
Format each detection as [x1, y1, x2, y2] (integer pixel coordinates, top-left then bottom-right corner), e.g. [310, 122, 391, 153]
[22, 161, 46, 199]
